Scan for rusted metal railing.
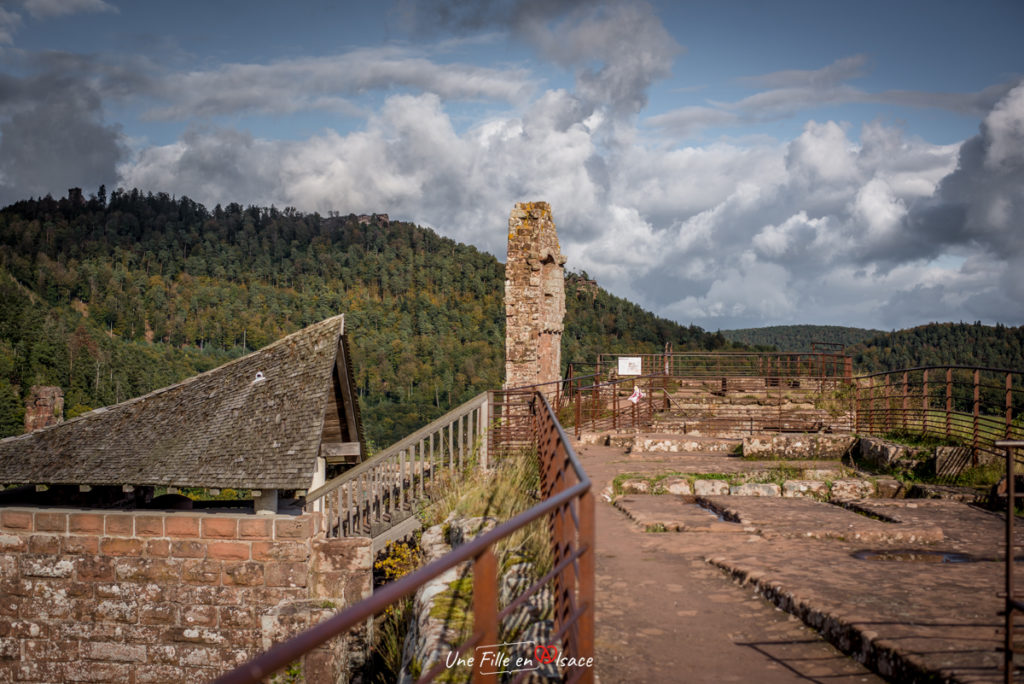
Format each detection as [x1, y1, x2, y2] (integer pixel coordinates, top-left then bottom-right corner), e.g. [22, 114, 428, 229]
[214, 392, 594, 684]
[576, 350, 853, 384]
[855, 367, 1024, 464]
[997, 440, 1024, 683]
[306, 392, 490, 539]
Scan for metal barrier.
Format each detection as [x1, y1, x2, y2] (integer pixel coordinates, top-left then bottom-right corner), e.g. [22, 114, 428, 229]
[997, 440, 1024, 683]
[215, 392, 594, 684]
[306, 392, 490, 539]
[575, 350, 853, 383]
[855, 366, 1024, 463]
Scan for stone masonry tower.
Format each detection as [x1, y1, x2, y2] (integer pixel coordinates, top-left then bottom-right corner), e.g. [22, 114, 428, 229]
[504, 202, 567, 389]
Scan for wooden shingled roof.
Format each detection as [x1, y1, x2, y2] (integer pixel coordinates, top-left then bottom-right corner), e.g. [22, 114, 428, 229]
[0, 314, 364, 491]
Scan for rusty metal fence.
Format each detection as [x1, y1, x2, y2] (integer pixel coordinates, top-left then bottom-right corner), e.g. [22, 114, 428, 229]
[854, 366, 1024, 463]
[215, 392, 594, 684]
[579, 350, 852, 384]
[997, 440, 1024, 683]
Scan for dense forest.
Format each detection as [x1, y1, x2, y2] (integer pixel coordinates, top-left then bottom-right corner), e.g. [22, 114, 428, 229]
[720, 325, 883, 353]
[0, 188, 737, 444]
[848, 322, 1024, 373]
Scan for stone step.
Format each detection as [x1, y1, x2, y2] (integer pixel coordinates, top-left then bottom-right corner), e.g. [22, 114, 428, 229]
[629, 433, 742, 454]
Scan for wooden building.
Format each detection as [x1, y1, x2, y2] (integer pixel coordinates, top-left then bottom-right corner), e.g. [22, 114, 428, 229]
[0, 314, 363, 514]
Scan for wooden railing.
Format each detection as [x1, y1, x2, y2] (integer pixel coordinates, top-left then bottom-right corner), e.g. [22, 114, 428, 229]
[306, 392, 490, 539]
[215, 392, 594, 684]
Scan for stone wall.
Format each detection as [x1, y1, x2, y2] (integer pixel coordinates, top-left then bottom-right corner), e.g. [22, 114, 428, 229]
[0, 507, 371, 683]
[504, 202, 566, 389]
[23, 386, 63, 433]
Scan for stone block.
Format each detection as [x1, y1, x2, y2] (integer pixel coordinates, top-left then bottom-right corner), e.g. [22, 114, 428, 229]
[251, 541, 310, 562]
[21, 556, 74, 579]
[619, 478, 650, 494]
[68, 513, 103, 534]
[135, 515, 165, 537]
[782, 480, 829, 499]
[114, 557, 182, 583]
[238, 518, 273, 539]
[829, 479, 875, 500]
[694, 479, 730, 496]
[140, 603, 178, 626]
[170, 540, 206, 559]
[663, 478, 692, 495]
[165, 516, 200, 538]
[181, 605, 219, 628]
[104, 515, 134, 536]
[207, 542, 250, 561]
[266, 562, 308, 588]
[28, 535, 60, 554]
[730, 483, 781, 497]
[201, 517, 238, 539]
[135, 665, 186, 684]
[874, 477, 905, 499]
[274, 517, 312, 539]
[63, 535, 100, 555]
[182, 560, 222, 585]
[100, 537, 145, 557]
[0, 511, 32, 532]
[82, 641, 146, 662]
[147, 539, 171, 557]
[222, 562, 265, 587]
[34, 512, 67, 533]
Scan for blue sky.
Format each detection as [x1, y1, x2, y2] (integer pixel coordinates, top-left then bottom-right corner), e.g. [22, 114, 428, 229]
[1, 0, 1022, 331]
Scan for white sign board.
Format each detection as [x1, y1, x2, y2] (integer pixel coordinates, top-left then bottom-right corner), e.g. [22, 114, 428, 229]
[618, 356, 642, 376]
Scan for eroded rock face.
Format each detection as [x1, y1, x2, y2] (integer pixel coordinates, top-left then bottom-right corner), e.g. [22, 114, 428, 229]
[24, 385, 63, 432]
[504, 202, 566, 390]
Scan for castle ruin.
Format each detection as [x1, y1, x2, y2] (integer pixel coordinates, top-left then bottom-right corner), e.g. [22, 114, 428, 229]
[504, 202, 566, 389]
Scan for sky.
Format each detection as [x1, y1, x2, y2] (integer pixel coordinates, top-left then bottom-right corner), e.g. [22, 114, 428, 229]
[1, 0, 1023, 332]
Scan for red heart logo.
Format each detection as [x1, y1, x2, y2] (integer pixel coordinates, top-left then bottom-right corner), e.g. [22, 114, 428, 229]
[534, 644, 558, 665]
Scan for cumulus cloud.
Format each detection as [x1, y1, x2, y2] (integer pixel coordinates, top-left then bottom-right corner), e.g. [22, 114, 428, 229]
[121, 81, 1022, 330]
[6, 0, 1020, 330]
[0, 64, 124, 204]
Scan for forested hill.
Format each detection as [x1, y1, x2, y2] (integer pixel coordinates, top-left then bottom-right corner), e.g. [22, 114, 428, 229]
[719, 325, 883, 352]
[0, 189, 738, 443]
[848, 322, 1024, 373]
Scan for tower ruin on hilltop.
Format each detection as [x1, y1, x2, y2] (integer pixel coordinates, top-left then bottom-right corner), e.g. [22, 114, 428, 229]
[504, 201, 567, 389]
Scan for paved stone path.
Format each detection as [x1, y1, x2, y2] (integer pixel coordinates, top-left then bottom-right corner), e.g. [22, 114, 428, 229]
[582, 443, 883, 683]
[583, 440, 1019, 683]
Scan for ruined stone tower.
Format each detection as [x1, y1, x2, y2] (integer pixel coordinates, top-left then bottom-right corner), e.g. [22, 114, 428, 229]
[504, 202, 567, 389]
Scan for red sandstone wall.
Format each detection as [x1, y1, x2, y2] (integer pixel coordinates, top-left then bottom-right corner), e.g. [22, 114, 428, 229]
[0, 508, 371, 683]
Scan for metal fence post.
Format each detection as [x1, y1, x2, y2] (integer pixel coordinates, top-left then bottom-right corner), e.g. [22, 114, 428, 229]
[471, 548, 498, 684]
[946, 368, 953, 441]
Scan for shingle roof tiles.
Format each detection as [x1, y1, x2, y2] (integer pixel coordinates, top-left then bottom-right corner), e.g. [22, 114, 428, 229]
[0, 315, 347, 490]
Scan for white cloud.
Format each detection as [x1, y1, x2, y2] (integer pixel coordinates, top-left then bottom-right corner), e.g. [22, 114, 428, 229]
[144, 49, 534, 120]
